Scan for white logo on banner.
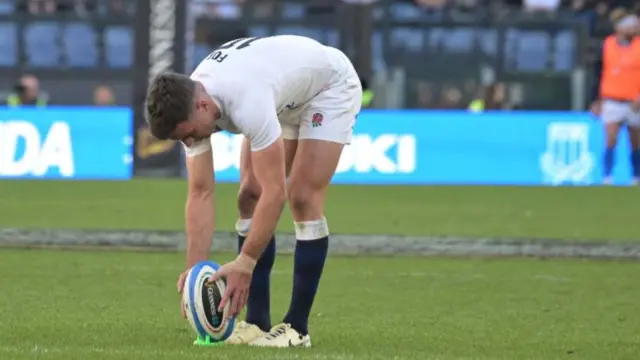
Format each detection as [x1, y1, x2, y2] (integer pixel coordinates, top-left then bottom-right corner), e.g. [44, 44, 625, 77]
[210, 133, 416, 174]
[0, 121, 74, 177]
[336, 134, 416, 174]
[539, 123, 594, 185]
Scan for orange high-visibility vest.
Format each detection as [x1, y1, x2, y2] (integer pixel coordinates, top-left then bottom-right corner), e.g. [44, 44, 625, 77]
[600, 35, 640, 101]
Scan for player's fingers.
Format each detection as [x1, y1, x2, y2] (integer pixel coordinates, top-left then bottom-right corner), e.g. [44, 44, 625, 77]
[177, 274, 186, 293]
[231, 290, 243, 317]
[238, 288, 249, 316]
[208, 264, 230, 283]
[218, 285, 231, 312]
[237, 290, 246, 316]
[208, 270, 224, 283]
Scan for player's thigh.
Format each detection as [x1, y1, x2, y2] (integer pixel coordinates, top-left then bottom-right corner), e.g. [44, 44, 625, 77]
[289, 139, 344, 191]
[287, 139, 345, 220]
[280, 116, 300, 176]
[284, 139, 298, 177]
[241, 133, 296, 182]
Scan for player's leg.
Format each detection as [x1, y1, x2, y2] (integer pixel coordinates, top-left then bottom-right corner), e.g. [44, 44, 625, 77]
[226, 137, 275, 344]
[250, 139, 345, 349]
[626, 113, 640, 185]
[601, 100, 625, 184]
[283, 138, 345, 330]
[229, 124, 300, 344]
[251, 55, 362, 348]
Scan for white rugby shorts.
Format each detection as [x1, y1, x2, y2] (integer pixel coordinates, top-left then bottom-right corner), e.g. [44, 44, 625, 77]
[601, 99, 640, 128]
[280, 48, 362, 144]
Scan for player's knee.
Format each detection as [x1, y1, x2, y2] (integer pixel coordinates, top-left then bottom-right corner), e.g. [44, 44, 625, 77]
[287, 182, 321, 219]
[237, 182, 261, 213]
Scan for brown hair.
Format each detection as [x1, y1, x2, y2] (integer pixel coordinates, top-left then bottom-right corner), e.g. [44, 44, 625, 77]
[145, 71, 195, 139]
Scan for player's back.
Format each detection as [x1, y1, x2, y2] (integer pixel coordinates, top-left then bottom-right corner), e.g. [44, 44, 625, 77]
[191, 35, 338, 108]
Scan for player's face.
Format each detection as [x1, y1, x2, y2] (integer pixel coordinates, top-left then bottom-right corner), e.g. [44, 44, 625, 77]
[173, 116, 213, 147]
[171, 96, 217, 146]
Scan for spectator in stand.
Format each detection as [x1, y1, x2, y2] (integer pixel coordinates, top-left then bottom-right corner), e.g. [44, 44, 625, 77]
[438, 85, 464, 109]
[6, 74, 48, 107]
[468, 82, 512, 112]
[93, 85, 116, 106]
[20, 0, 57, 14]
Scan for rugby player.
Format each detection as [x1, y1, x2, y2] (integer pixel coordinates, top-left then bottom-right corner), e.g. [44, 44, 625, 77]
[145, 35, 362, 348]
[591, 14, 640, 185]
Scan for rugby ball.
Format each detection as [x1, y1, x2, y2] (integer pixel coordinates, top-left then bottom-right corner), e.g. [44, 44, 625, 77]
[182, 260, 235, 342]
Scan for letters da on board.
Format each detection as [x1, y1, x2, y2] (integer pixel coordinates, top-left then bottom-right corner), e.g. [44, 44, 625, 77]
[0, 107, 133, 179]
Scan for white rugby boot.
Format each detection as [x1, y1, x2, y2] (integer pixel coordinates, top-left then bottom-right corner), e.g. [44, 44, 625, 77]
[249, 323, 311, 348]
[224, 321, 267, 345]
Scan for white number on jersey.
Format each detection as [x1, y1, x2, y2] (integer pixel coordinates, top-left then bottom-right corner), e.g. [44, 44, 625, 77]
[204, 37, 264, 64]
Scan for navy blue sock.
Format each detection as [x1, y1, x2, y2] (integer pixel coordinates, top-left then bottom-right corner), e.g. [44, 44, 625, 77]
[283, 236, 329, 335]
[604, 147, 615, 177]
[631, 150, 640, 177]
[238, 234, 276, 332]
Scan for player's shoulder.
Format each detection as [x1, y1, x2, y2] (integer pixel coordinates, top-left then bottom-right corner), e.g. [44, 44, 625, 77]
[190, 67, 248, 98]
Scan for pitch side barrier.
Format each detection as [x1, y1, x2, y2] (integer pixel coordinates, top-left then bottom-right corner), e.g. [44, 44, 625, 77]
[0, 108, 631, 186]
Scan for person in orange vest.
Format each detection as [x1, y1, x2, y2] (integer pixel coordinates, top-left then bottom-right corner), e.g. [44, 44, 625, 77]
[591, 14, 640, 185]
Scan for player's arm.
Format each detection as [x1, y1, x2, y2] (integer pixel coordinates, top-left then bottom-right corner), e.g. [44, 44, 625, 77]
[183, 139, 216, 269]
[241, 138, 286, 260]
[232, 92, 286, 265]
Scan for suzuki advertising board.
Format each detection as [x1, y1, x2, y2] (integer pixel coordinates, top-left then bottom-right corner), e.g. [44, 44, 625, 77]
[183, 110, 631, 186]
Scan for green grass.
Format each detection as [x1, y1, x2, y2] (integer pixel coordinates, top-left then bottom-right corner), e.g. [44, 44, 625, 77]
[0, 248, 639, 360]
[2, 181, 639, 359]
[1, 180, 640, 241]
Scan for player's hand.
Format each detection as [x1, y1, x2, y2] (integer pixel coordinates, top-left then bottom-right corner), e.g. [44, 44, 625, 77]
[208, 254, 256, 317]
[177, 270, 189, 294]
[177, 270, 189, 319]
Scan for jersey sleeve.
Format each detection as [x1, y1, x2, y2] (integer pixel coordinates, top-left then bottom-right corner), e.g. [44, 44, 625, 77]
[228, 89, 282, 152]
[182, 138, 212, 157]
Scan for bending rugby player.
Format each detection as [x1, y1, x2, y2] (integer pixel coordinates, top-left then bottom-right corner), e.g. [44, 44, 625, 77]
[145, 35, 362, 348]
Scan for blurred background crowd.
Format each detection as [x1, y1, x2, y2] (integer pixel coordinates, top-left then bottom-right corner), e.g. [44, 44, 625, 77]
[0, 0, 636, 111]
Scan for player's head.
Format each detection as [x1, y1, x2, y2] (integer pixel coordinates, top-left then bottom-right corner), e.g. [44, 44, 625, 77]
[145, 71, 217, 146]
[613, 13, 640, 38]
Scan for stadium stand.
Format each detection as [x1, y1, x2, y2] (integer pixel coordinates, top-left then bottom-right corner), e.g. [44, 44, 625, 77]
[0, 0, 631, 108]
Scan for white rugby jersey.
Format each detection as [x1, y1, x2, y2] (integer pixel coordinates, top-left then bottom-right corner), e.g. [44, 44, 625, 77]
[185, 35, 341, 156]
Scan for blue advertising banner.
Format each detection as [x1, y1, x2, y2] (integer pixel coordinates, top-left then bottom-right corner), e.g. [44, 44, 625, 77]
[0, 107, 133, 179]
[184, 110, 634, 186]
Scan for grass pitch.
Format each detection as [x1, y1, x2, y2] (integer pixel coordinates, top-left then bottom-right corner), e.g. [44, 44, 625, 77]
[0, 249, 639, 360]
[1, 180, 640, 359]
[1, 179, 640, 241]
